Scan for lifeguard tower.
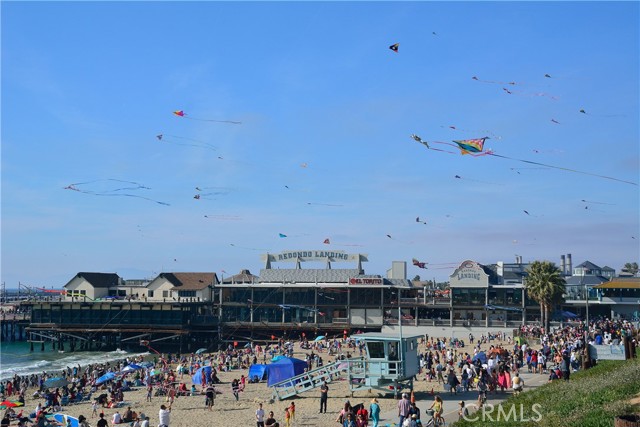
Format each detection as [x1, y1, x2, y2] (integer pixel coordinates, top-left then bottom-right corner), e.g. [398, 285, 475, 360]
[270, 333, 421, 400]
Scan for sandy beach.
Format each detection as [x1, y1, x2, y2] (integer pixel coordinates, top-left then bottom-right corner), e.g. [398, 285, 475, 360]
[15, 337, 539, 427]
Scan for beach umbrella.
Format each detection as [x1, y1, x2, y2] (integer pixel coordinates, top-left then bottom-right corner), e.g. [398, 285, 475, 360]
[120, 363, 142, 373]
[44, 377, 69, 388]
[95, 372, 116, 385]
[314, 335, 326, 342]
[139, 361, 154, 369]
[195, 348, 207, 355]
[244, 342, 252, 348]
[271, 355, 285, 362]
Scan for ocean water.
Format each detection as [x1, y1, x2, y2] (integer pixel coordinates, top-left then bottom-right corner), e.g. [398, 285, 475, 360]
[0, 341, 146, 382]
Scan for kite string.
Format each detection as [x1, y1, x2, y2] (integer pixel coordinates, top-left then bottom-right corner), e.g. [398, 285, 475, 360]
[489, 153, 638, 186]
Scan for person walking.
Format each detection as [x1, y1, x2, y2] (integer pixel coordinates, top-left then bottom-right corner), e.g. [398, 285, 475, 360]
[397, 393, 411, 427]
[205, 385, 215, 411]
[288, 402, 295, 423]
[96, 413, 108, 427]
[319, 381, 329, 413]
[369, 398, 380, 427]
[158, 404, 171, 427]
[256, 403, 265, 427]
[231, 379, 240, 401]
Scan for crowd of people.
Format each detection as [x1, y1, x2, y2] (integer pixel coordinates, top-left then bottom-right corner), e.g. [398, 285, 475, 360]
[1, 321, 637, 427]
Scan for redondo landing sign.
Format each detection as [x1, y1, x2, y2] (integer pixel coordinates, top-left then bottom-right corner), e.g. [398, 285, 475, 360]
[262, 250, 367, 263]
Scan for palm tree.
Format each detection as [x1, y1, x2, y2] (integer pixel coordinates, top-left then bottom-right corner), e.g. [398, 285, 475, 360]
[525, 261, 566, 332]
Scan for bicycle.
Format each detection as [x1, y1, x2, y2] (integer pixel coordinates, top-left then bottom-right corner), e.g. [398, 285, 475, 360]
[423, 409, 445, 426]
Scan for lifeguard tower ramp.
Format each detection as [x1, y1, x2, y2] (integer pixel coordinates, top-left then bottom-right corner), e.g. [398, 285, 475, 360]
[271, 333, 421, 401]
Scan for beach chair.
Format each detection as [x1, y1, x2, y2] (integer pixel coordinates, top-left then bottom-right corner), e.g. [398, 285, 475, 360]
[60, 396, 70, 406]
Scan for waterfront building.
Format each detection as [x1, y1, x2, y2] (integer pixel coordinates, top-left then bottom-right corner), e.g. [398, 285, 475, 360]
[145, 272, 217, 302]
[17, 252, 637, 353]
[63, 272, 122, 300]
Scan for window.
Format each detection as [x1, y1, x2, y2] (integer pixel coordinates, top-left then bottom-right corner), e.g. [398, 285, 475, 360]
[388, 342, 399, 361]
[162, 290, 170, 298]
[367, 341, 385, 359]
[148, 290, 154, 298]
[178, 290, 196, 297]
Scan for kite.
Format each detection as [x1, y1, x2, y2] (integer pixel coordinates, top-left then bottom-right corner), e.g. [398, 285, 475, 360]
[230, 243, 266, 251]
[279, 233, 287, 238]
[502, 87, 557, 100]
[544, 74, 552, 78]
[454, 175, 500, 185]
[322, 238, 362, 247]
[412, 258, 427, 269]
[581, 199, 615, 205]
[307, 202, 344, 207]
[411, 134, 638, 186]
[389, 43, 399, 52]
[193, 186, 232, 200]
[64, 179, 170, 206]
[156, 134, 218, 151]
[510, 167, 550, 175]
[472, 76, 517, 85]
[583, 205, 605, 213]
[204, 214, 241, 221]
[523, 210, 543, 218]
[173, 110, 241, 124]
[579, 108, 624, 118]
[386, 234, 415, 244]
[416, 217, 427, 225]
[551, 119, 561, 124]
[452, 138, 488, 154]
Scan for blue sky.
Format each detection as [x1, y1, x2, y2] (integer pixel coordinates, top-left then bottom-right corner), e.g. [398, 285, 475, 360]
[2, 1, 639, 288]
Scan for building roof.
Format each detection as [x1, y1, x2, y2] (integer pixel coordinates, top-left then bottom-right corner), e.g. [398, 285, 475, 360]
[160, 272, 217, 290]
[575, 261, 601, 270]
[221, 269, 259, 284]
[68, 272, 121, 288]
[593, 278, 640, 289]
[565, 275, 609, 286]
[259, 269, 362, 283]
[601, 266, 615, 272]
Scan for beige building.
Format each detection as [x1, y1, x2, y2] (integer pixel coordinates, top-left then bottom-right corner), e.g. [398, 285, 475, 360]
[63, 272, 122, 301]
[145, 272, 217, 302]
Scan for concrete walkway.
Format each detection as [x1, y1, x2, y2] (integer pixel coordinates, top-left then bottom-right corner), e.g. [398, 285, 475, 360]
[376, 370, 550, 426]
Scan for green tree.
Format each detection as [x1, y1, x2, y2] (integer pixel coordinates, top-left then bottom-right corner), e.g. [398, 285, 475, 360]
[525, 261, 566, 332]
[623, 262, 639, 275]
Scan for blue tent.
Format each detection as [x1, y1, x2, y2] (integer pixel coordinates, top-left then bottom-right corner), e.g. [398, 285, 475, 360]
[96, 372, 116, 385]
[267, 357, 307, 387]
[192, 366, 212, 385]
[248, 364, 268, 382]
[472, 351, 488, 364]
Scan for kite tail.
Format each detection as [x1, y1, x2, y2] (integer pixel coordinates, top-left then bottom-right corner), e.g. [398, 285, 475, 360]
[430, 141, 461, 154]
[186, 117, 242, 124]
[489, 153, 638, 186]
